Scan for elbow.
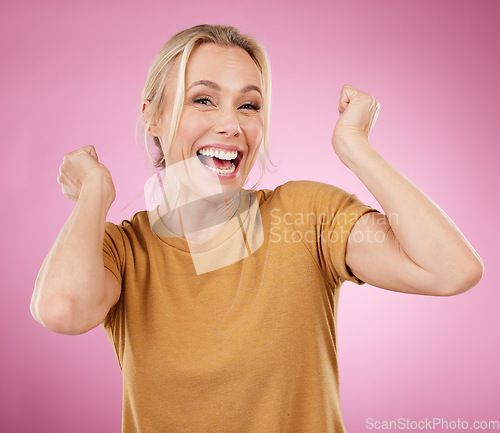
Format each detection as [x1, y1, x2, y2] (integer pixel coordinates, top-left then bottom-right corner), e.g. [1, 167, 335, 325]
[30, 293, 41, 324]
[435, 255, 484, 297]
[34, 294, 93, 335]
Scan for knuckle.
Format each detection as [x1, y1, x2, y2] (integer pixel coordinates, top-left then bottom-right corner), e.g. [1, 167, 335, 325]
[367, 95, 377, 107]
[63, 155, 73, 166]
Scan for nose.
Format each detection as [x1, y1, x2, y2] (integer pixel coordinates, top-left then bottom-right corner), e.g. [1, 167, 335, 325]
[214, 108, 242, 137]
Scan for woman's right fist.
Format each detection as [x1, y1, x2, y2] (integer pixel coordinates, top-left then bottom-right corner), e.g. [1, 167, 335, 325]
[57, 146, 116, 205]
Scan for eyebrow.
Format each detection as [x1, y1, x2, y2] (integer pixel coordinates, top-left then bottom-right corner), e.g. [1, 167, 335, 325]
[241, 85, 262, 96]
[186, 80, 262, 96]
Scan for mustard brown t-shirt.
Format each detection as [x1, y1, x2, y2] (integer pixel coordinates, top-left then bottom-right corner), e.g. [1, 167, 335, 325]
[101, 180, 378, 433]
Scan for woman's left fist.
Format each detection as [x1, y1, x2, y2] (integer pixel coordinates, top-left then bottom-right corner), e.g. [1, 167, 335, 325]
[332, 85, 380, 152]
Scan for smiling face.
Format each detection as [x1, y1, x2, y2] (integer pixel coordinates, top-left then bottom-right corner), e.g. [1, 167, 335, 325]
[150, 43, 264, 195]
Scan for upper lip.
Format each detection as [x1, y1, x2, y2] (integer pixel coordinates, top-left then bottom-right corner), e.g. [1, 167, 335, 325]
[195, 143, 244, 155]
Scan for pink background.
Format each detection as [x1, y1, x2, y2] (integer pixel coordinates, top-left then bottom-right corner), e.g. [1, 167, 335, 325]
[1, 0, 499, 431]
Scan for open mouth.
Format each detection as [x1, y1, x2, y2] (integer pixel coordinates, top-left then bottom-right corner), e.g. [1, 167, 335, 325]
[196, 147, 243, 176]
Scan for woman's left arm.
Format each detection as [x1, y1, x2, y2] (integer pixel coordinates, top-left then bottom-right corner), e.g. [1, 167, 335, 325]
[333, 85, 483, 296]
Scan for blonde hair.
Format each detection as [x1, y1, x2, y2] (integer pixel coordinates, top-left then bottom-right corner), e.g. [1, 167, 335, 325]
[140, 24, 273, 187]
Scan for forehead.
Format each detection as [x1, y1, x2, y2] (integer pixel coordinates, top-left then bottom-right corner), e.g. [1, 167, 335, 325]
[185, 43, 262, 88]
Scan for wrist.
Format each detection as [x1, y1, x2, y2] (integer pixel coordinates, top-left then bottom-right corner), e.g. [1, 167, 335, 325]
[80, 175, 116, 211]
[332, 135, 377, 169]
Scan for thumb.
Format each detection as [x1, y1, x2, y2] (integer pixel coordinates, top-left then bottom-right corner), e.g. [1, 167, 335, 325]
[82, 145, 99, 161]
[338, 85, 358, 115]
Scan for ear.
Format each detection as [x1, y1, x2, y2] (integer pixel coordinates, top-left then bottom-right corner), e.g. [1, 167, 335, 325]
[142, 100, 162, 137]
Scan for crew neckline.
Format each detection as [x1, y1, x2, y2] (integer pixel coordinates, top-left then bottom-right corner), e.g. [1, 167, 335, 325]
[147, 189, 255, 253]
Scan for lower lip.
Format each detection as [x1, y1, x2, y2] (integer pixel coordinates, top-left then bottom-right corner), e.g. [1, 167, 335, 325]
[197, 156, 241, 180]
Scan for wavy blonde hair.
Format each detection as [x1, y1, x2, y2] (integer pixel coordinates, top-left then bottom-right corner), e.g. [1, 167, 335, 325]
[140, 24, 273, 187]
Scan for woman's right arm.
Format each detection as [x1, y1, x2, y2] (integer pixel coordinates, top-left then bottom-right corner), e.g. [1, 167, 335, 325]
[30, 146, 121, 335]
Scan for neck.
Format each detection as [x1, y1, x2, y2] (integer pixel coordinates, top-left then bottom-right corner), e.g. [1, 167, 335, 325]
[158, 186, 241, 242]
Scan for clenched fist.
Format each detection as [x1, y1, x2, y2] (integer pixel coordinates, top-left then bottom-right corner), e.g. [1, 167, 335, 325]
[332, 85, 380, 164]
[57, 145, 116, 206]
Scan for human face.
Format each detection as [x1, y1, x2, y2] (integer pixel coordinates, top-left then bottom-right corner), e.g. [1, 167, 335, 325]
[153, 43, 264, 194]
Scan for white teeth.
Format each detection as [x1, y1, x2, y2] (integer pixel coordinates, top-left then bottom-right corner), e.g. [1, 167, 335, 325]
[203, 162, 236, 175]
[198, 148, 238, 160]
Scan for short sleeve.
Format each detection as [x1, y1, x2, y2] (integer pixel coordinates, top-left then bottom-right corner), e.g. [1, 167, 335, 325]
[326, 192, 378, 284]
[103, 221, 125, 285]
[275, 181, 379, 287]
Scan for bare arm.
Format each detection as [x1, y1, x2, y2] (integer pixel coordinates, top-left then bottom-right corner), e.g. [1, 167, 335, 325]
[332, 85, 483, 296]
[31, 146, 121, 334]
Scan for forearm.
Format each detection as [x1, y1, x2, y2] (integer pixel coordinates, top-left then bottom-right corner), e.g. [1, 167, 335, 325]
[31, 180, 114, 333]
[339, 138, 483, 290]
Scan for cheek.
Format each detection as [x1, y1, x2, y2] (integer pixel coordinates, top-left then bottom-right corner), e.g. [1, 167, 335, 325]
[170, 112, 210, 155]
[244, 117, 264, 149]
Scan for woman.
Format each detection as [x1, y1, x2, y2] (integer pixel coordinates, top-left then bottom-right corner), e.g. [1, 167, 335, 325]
[30, 25, 483, 432]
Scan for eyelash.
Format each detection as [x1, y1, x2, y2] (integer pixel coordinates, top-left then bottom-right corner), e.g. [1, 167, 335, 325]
[193, 97, 261, 111]
[193, 97, 214, 106]
[240, 102, 261, 111]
